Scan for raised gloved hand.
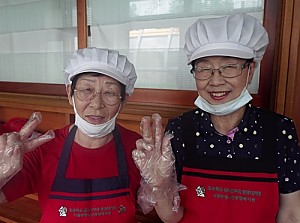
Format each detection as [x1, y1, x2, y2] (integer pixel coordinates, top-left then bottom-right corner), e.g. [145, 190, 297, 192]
[0, 112, 55, 188]
[132, 113, 186, 214]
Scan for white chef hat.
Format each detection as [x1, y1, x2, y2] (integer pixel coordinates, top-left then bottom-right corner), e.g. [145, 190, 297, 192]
[64, 47, 137, 95]
[184, 13, 269, 64]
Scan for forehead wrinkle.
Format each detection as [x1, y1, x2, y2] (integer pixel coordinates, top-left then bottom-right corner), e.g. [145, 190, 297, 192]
[196, 56, 245, 66]
[78, 75, 120, 86]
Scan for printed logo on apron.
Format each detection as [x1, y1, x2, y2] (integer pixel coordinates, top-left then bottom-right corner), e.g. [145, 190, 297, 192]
[195, 185, 205, 197]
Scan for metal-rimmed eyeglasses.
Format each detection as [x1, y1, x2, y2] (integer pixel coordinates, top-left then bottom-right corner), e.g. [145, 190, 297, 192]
[192, 61, 250, 80]
[74, 89, 122, 106]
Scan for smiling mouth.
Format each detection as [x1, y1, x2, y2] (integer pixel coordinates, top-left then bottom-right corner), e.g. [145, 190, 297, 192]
[209, 91, 229, 100]
[211, 92, 227, 97]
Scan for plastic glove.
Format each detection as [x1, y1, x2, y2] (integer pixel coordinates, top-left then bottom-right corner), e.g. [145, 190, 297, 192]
[0, 112, 55, 188]
[132, 113, 186, 214]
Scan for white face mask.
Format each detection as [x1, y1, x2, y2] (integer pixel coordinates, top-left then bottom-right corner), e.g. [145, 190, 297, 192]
[194, 68, 253, 116]
[72, 97, 119, 138]
[194, 88, 252, 116]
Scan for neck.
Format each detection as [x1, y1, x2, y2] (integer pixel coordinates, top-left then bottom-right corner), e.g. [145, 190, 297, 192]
[73, 125, 113, 149]
[210, 106, 246, 135]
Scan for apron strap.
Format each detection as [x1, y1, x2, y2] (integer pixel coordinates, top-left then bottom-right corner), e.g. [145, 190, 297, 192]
[51, 125, 129, 193]
[113, 125, 128, 176]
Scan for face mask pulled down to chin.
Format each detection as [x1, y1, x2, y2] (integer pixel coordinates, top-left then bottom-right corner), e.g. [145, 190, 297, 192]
[72, 97, 119, 138]
[194, 88, 253, 116]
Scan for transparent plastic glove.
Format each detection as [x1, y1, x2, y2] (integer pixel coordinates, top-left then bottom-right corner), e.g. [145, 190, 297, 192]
[0, 112, 55, 188]
[132, 113, 186, 214]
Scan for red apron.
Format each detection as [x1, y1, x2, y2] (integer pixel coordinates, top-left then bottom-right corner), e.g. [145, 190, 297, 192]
[179, 111, 279, 223]
[40, 126, 136, 223]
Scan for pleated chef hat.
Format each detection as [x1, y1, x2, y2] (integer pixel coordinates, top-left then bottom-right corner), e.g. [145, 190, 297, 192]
[64, 47, 137, 95]
[184, 13, 269, 64]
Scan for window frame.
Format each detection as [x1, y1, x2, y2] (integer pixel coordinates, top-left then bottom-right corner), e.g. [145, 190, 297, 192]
[0, 0, 281, 109]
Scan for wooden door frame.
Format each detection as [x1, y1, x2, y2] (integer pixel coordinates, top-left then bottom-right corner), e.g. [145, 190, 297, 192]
[274, 0, 300, 139]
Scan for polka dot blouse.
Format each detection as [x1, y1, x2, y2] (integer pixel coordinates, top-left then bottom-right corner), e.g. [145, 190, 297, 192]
[166, 104, 300, 194]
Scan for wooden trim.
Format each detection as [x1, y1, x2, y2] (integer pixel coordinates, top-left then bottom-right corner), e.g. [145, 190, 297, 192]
[275, 1, 292, 114]
[259, 0, 281, 110]
[0, 82, 197, 106]
[285, 0, 300, 116]
[129, 88, 196, 106]
[284, 0, 300, 138]
[77, 0, 87, 49]
[0, 92, 194, 134]
[0, 92, 74, 132]
[0, 82, 264, 108]
[130, 89, 264, 107]
[274, 0, 300, 139]
[0, 82, 67, 96]
[0, 93, 73, 114]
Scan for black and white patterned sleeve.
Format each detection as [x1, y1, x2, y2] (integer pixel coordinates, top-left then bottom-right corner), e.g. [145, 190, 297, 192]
[277, 116, 300, 193]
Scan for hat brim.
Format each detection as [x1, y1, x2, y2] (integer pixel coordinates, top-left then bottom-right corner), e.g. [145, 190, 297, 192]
[187, 43, 255, 64]
[69, 64, 127, 85]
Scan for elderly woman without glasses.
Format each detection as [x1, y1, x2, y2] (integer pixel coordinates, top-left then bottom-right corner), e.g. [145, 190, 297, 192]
[132, 13, 300, 223]
[0, 48, 167, 222]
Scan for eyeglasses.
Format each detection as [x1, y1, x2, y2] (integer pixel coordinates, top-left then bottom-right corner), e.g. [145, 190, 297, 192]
[74, 89, 122, 106]
[192, 61, 250, 80]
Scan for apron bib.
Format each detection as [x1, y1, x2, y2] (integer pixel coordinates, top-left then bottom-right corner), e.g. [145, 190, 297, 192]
[179, 110, 279, 223]
[40, 126, 136, 223]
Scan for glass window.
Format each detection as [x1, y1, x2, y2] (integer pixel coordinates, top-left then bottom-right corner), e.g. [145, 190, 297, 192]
[88, 0, 264, 93]
[0, 0, 77, 84]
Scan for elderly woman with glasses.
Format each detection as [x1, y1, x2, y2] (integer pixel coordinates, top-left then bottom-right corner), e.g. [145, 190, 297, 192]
[0, 48, 147, 223]
[133, 13, 300, 223]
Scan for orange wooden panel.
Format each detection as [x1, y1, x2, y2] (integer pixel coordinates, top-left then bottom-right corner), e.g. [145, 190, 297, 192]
[0, 107, 71, 133]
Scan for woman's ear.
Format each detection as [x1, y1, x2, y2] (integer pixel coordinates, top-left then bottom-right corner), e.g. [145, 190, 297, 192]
[66, 85, 73, 106]
[248, 61, 256, 84]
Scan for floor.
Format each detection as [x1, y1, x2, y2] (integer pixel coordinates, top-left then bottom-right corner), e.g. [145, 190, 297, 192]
[0, 194, 40, 223]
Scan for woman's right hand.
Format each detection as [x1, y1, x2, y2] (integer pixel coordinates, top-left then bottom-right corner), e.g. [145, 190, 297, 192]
[133, 113, 175, 188]
[0, 112, 55, 188]
[132, 113, 186, 215]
